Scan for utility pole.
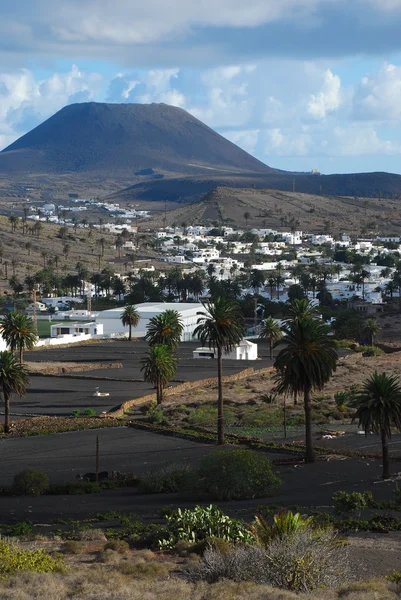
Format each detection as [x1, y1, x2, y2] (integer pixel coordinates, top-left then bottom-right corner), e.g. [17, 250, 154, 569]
[32, 285, 38, 335]
[95, 436, 99, 483]
[87, 285, 92, 316]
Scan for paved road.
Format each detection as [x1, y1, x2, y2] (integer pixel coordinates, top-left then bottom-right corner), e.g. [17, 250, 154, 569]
[20, 340, 272, 416]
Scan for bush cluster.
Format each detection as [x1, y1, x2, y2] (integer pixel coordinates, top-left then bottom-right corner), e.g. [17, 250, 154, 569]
[0, 541, 64, 578]
[138, 448, 280, 501]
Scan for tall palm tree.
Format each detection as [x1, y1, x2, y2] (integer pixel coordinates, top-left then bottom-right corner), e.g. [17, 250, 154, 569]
[349, 372, 401, 479]
[0, 351, 29, 433]
[0, 312, 38, 363]
[364, 318, 381, 346]
[145, 310, 183, 348]
[274, 317, 337, 463]
[120, 305, 140, 341]
[194, 297, 245, 444]
[259, 317, 283, 360]
[141, 344, 177, 404]
[284, 298, 320, 324]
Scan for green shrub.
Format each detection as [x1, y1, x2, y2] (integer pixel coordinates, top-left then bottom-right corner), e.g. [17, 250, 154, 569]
[6, 521, 33, 538]
[71, 409, 81, 417]
[332, 491, 373, 513]
[119, 561, 170, 578]
[355, 345, 384, 356]
[62, 540, 83, 555]
[334, 391, 351, 407]
[84, 408, 96, 416]
[0, 540, 64, 578]
[104, 539, 130, 554]
[187, 406, 235, 429]
[146, 404, 166, 425]
[260, 393, 277, 404]
[198, 448, 280, 500]
[159, 505, 255, 550]
[12, 470, 49, 496]
[137, 463, 194, 494]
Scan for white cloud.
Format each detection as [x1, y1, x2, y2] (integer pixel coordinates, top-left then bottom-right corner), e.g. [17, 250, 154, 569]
[222, 129, 260, 154]
[331, 125, 401, 155]
[307, 69, 341, 119]
[352, 63, 401, 121]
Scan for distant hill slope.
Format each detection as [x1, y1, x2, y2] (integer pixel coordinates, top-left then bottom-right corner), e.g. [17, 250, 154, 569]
[0, 102, 274, 176]
[143, 186, 401, 235]
[111, 170, 401, 204]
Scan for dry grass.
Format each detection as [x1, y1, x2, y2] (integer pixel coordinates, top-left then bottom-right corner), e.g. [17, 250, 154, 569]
[0, 540, 396, 600]
[0, 564, 398, 600]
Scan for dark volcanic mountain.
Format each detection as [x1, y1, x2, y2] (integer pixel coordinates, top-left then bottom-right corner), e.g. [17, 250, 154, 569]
[0, 102, 274, 176]
[1, 101, 401, 201]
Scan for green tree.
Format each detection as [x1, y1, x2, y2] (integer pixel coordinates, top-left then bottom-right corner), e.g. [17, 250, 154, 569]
[0, 312, 38, 363]
[141, 344, 177, 404]
[364, 318, 381, 346]
[274, 317, 337, 463]
[120, 305, 140, 341]
[350, 372, 401, 479]
[284, 298, 320, 323]
[194, 298, 245, 444]
[145, 310, 183, 348]
[244, 212, 251, 228]
[259, 317, 283, 360]
[0, 350, 29, 433]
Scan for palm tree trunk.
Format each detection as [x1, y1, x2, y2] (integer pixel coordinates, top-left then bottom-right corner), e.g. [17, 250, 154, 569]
[128, 324, 132, 342]
[381, 428, 390, 479]
[269, 339, 273, 360]
[294, 390, 298, 405]
[4, 387, 10, 434]
[304, 388, 315, 463]
[217, 347, 224, 445]
[157, 379, 162, 405]
[19, 344, 23, 364]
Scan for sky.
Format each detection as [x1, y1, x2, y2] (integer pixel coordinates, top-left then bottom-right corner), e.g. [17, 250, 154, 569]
[2, 0, 401, 174]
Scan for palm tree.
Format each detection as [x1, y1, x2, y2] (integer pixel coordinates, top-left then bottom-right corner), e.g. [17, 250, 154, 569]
[0, 350, 29, 433]
[120, 305, 140, 341]
[141, 344, 177, 404]
[145, 310, 183, 349]
[274, 317, 337, 463]
[244, 212, 251, 228]
[284, 298, 320, 323]
[259, 317, 283, 360]
[194, 297, 245, 444]
[0, 312, 38, 363]
[349, 372, 401, 479]
[364, 318, 381, 346]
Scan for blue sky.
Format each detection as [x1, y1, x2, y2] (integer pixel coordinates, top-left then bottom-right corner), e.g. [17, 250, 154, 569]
[2, 0, 401, 174]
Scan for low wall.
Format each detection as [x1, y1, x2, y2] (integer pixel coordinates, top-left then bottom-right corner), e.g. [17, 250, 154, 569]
[36, 334, 93, 347]
[110, 367, 257, 418]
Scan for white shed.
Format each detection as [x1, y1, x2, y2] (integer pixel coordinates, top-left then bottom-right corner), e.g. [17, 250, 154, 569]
[96, 302, 204, 341]
[193, 340, 258, 360]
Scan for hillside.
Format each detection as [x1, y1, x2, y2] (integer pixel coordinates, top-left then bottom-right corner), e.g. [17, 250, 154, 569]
[0, 102, 274, 177]
[111, 170, 401, 204]
[143, 186, 401, 235]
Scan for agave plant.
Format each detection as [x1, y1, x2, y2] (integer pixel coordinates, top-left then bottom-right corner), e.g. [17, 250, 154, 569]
[250, 511, 313, 546]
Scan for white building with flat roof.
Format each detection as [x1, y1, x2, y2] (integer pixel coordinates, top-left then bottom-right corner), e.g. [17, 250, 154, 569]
[193, 340, 258, 360]
[96, 302, 204, 341]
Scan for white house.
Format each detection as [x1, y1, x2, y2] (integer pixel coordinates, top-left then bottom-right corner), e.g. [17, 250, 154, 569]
[51, 322, 102, 338]
[96, 302, 204, 341]
[193, 340, 258, 360]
